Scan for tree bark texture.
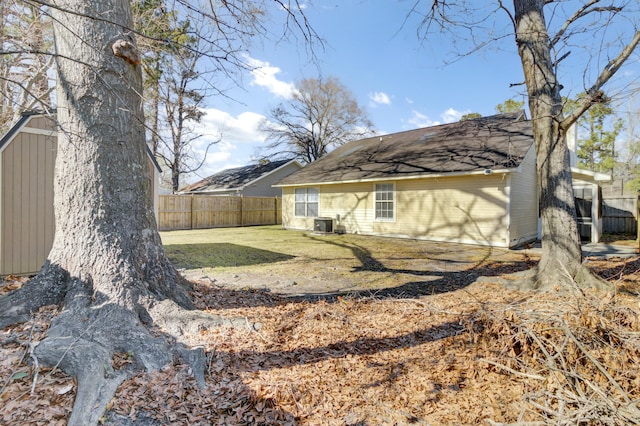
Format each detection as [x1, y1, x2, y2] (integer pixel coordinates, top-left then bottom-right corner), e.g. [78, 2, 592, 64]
[49, 0, 186, 308]
[513, 0, 605, 290]
[0, 1, 248, 424]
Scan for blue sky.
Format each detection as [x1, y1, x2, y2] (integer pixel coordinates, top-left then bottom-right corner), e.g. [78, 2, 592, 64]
[185, 0, 639, 185]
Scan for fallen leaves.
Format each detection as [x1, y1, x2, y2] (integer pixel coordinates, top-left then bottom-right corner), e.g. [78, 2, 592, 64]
[1, 256, 639, 424]
[0, 275, 28, 295]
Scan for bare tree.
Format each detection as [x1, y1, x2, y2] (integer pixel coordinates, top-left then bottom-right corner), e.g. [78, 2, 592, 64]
[132, 2, 222, 192]
[415, 0, 640, 290]
[261, 76, 375, 163]
[0, 1, 54, 131]
[0, 1, 318, 425]
[133, 0, 176, 157]
[618, 96, 640, 193]
[152, 15, 222, 192]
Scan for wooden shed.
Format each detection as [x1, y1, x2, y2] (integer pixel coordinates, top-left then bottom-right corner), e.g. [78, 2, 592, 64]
[0, 111, 161, 275]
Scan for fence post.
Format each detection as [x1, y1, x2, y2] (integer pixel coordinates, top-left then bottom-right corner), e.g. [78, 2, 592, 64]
[637, 191, 639, 249]
[240, 195, 245, 227]
[190, 194, 194, 230]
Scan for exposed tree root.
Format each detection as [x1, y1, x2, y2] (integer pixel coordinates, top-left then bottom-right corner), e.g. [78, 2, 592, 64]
[486, 261, 613, 294]
[0, 265, 69, 329]
[0, 264, 252, 426]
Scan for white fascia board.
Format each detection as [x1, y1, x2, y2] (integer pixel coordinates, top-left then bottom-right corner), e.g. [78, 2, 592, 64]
[273, 167, 515, 187]
[570, 167, 612, 183]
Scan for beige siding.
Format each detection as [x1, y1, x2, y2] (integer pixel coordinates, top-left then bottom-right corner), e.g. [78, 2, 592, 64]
[1, 129, 56, 275]
[507, 146, 538, 247]
[26, 116, 56, 132]
[318, 183, 374, 234]
[282, 175, 511, 246]
[281, 184, 375, 234]
[281, 187, 315, 231]
[374, 176, 509, 246]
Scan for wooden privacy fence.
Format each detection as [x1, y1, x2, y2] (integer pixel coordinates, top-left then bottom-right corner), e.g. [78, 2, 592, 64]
[158, 195, 282, 231]
[602, 196, 637, 234]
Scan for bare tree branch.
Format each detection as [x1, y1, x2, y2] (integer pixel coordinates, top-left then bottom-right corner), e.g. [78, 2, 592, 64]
[551, 1, 607, 48]
[260, 76, 375, 163]
[561, 29, 640, 130]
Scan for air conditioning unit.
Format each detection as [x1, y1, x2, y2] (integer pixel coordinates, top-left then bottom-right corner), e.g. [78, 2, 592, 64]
[314, 217, 333, 233]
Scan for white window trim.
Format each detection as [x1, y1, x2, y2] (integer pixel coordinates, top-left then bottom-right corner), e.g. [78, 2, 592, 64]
[373, 182, 396, 222]
[294, 187, 319, 217]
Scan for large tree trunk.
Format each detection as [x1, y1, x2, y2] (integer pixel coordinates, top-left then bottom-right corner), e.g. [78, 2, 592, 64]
[0, 1, 248, 424]
[514, 0, 606, 290]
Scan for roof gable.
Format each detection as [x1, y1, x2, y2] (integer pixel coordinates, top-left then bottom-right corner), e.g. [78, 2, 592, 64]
[0, 111, 52, 151]
[1, 111, 163, 172]
[276, 112, 534, 185]
[182, 159, 300, 192]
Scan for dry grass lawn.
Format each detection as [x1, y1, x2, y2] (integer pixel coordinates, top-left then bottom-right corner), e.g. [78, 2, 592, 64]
[160, 226, 539, 298]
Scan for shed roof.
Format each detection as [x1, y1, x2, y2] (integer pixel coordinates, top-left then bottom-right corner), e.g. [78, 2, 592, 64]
[0, 110, 54, 150]
[182, 158, 300, 193]
[0, 110, 163, 173]
[275, 112, 534, 186]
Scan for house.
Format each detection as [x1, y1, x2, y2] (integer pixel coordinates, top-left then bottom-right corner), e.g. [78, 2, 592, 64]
[181, 159, 303, 197]
[274, 112, 610, 248]
[0, 111, 161, 275]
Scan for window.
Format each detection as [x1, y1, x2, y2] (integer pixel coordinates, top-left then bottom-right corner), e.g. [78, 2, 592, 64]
[375, 183, 394, 220]
[294, 188, 319, 217]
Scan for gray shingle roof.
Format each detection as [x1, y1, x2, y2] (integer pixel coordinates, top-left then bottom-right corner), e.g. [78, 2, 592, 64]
[182, 158, 296, 192]
[275, 112, 534, 186]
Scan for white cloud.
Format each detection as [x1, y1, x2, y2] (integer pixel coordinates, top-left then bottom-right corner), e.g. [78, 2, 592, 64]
[407, 110, 439, 128]
[403, 107, 479, 131]
[184, 108, 269, 182]
[198, 108, 267, 144]
[440, 107, 468, 123]
[278, 1, 309, 11]
[245, 56, 297, 99]
[369, 91, 391, 106]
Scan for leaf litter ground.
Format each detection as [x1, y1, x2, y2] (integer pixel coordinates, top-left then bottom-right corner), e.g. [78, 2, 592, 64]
[1, 229, 640, 425]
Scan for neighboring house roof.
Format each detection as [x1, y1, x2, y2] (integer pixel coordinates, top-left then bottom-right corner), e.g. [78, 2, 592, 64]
[275, 112, 534, 186]
[182, 159, 301, 193]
